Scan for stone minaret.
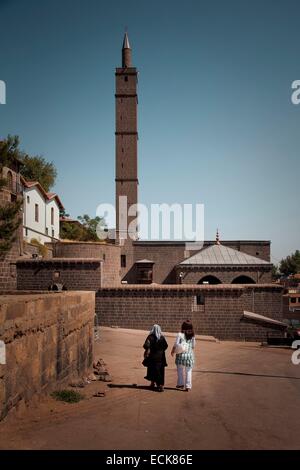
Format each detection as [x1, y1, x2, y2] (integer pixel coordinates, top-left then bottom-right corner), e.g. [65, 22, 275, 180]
[115, 32, 138, 244]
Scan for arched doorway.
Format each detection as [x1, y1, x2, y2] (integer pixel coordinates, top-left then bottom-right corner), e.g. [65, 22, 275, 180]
[232, 275, 255, 284]
[198, 275, 222, 285]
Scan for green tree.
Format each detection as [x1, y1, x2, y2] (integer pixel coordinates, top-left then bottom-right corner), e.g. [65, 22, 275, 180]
[1, 134, 57, 191]
[272, 264, 280, 280]
[21, 154, 57, 192]
[60, 221, 85, 241]
[77, 214, 106, 241]
[0, 137, 23, 255]
[279, 250, 300, 276]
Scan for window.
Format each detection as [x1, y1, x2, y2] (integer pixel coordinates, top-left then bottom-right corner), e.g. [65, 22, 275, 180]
[121, 163, 124, 168]
[103, 254, 106, 261]
[46, 227, 48, 235]
[25, 228, 28, 236]
[124, 76, 128, 82]
[121, 255, 126, 268]
[27, 195, 30, 203]
[52, 229, 54, 238]
[35, 204, 39, 222]
[291, 298, 296, 304]
[196, 294, 205, 305]
[51, 207, 54, 225]
[256, 252, 260, 256]
[6, 171, 13, 190]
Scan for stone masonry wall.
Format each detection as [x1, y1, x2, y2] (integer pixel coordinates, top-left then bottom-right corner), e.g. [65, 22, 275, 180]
[0, 182, 23, 291]
[129, 241, 271, 284]
[48, 242, 121, 287]
[17, 259, 103, 291]
[0, 291, 95, 420]
[180, 269, 272, 284]
[95, 284, 283, 341]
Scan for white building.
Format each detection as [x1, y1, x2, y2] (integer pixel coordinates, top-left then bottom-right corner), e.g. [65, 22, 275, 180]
[21, 177, 64, 244]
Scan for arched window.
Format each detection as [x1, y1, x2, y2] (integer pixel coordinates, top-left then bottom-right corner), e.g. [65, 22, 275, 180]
[232, 275, 256, 284]
[6, 171, 13, 191]
[198, 275, 222, 285]
[51, 207, 54, 225]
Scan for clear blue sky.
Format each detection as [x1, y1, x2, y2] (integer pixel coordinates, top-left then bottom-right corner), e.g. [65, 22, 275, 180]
[0, 0, 299, 263]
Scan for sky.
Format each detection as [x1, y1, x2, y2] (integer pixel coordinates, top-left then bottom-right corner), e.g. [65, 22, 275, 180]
[0, 0, 299, 263]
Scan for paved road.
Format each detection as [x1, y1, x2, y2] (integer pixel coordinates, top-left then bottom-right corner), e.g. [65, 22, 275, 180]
[0, 327, 300, 449]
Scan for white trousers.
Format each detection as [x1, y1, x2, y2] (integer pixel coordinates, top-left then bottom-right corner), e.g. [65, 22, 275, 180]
[177, 365, 192, 389]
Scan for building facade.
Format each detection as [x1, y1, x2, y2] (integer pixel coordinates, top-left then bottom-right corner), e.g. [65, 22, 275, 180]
[22, 178, 63, 244]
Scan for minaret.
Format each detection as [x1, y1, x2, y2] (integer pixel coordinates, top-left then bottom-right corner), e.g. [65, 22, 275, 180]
[115, 32, 138, 244]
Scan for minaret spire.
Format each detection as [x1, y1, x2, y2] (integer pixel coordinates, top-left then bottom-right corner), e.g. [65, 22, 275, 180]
[122, 32, 132, 67]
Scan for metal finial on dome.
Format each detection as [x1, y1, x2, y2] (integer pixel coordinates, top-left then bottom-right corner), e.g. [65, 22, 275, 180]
[216, 228, 220, 245]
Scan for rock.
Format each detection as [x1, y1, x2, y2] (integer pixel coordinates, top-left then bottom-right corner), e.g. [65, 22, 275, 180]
[69, 380, 86, 388]
[93, 391, 106, 398]
[94, 366, 107, 375]
[87, 373, 98, 381]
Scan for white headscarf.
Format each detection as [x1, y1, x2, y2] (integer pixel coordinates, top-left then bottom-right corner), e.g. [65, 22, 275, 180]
[150, 324, 162, 340]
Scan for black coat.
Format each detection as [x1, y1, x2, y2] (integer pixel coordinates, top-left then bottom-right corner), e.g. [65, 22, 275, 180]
[143, 334, 168, 367]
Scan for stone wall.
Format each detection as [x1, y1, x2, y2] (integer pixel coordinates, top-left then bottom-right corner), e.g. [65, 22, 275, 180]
[0, 291, 95, 420]
[95, 284, 283, 341]
[128, 241, 271, 284]
[178, 268, 272, 284]
[47, 242, 121, 287]
[0, 172, 23, 291]
[17, 258, 103, 291]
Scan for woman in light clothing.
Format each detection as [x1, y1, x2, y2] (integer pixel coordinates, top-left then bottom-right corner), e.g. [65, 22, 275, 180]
[171, 320, 195, 391]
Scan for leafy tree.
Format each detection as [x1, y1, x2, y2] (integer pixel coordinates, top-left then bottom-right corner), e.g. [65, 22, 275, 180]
[60, 214, 106, 242]
[1, 134, 58, 191]
[21, 154, 57, 192]
[272, 264, 280, 280]
[60, 221, 85, 241]
[77, 214, 106, 241]
[279, 250, 300, 276]
[0, 137, 23, 255]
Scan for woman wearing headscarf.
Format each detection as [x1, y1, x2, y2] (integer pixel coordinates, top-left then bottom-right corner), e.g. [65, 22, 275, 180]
[143, 324, 168, 392]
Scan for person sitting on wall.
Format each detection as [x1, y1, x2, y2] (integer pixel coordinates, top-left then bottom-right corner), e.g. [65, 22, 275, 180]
[143, 324, 168, 392]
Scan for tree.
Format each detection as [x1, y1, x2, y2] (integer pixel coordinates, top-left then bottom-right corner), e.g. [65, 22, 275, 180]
[21, 155, 57, 192]
[272, 264, 280, 280]
[77, 214, 106, 241]
[60, 214, 107, 242]
[1, 135, 57, 191]
[60, 221, 85, 241]
[0, 137, 23, 255]
[279, 250, 300, 276]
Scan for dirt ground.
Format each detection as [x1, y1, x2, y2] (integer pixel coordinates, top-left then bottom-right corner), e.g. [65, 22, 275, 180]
[0, 327, 300, 450]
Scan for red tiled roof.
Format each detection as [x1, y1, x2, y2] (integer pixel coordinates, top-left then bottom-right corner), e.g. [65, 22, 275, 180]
[21, 176, 64, 210]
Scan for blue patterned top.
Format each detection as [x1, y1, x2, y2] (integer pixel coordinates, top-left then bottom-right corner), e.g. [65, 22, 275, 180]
[174, 333, 195, 367]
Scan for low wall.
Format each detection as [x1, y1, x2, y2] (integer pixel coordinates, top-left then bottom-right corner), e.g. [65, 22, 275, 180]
[50, 242, 121, 287]
[17, 258, 103, 291]
[96, 284, 283, 341]
[0, 291, 95, 420]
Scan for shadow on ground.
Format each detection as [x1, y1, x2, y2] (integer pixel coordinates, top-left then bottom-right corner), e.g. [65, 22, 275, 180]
[195, 370, 300, 380]
[107, 384, 182, 392]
